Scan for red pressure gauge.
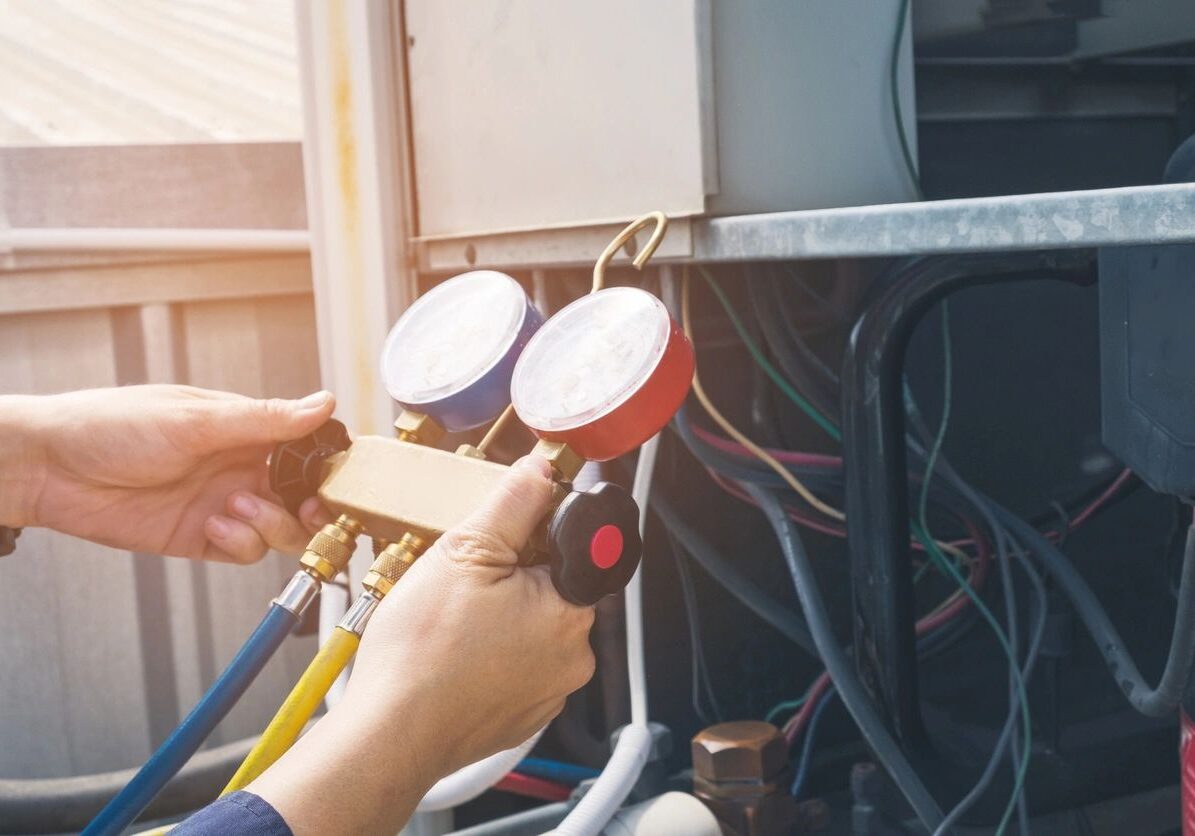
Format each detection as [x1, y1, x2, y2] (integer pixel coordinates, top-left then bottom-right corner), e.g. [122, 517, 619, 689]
[511, 287, 694, 461]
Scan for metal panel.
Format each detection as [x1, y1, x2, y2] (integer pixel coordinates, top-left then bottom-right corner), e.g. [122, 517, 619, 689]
[404, 0, 712, 237]
[706, 0, 918, 215]
[691, 182, 1195, 261]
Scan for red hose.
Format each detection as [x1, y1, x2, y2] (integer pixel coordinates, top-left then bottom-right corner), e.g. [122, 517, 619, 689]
[494, 771, 573, 803]
[1182, 711, 1195, 836]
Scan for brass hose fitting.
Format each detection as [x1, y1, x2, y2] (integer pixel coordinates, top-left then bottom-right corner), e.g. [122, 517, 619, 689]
[532, 439, 585, 482]
[362, 532, 426, 598]
[394, 411, 446, 447]
[299, 514, 363, 583]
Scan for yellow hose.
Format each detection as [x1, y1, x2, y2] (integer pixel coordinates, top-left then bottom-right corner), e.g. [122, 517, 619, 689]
[221, 626, 360, 794]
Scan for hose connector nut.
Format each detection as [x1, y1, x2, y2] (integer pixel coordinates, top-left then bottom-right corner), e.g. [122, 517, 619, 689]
[362, 532, 425, 598]
[299, 514, 363, 582]
[692, 721, 798, 836]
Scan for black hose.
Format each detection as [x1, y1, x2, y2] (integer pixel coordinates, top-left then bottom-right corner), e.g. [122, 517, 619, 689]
[0, 735, 255, 834]
[651, 488, 817, 655]
[841, 250, 1093, 745]
[741, 480, 946, 831]
[998, 507, 1195, 718]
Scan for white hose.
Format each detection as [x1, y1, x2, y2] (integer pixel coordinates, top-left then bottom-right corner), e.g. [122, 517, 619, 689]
[550, 434, 659, 836]
[417, 728, 545, 812]
[412, 462, 604, 813]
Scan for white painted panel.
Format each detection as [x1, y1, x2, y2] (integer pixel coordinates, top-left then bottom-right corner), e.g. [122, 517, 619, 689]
[405, 0, 711, 237]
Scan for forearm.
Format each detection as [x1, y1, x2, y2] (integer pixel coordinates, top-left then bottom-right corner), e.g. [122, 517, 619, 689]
[247, 693, 443, 836]
[0, 395, 48, 528]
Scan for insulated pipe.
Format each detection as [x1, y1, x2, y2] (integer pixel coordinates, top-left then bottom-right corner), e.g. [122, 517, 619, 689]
[0, 228, 310, 253]
[0, 736, 257, 835]
[417, 729, 546, 812]
[414, 462, 607, 813]
[83, 601, 302, 836]
[840, 251, 1093, 752]
[550, 434, 660, 836]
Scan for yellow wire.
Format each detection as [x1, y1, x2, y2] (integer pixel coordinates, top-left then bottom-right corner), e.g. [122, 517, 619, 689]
[682, 275, 846, 522]
[681, 272, 972, 567]
[221, 626, 361, 794]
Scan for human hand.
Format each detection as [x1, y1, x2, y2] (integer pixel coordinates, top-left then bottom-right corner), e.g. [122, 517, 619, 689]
[250, 456, 596, 835]
[349, 454, 597, 772]
[0, 385, 337, 562]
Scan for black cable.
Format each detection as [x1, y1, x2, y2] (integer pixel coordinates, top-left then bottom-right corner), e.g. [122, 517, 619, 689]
[740, 480, 946, 831]
[0, 734, 259, 834]
[665, 527, 723, 724]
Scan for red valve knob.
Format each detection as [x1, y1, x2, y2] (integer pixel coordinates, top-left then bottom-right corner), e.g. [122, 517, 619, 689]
[546, 482, 642, 605]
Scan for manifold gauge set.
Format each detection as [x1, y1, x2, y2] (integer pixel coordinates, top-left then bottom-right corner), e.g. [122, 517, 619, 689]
[269, 217, 693, 606]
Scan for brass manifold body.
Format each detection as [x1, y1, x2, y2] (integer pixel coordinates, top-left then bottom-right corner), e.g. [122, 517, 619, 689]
[317, 427, 579, 560]
[301, 412, 583, 635]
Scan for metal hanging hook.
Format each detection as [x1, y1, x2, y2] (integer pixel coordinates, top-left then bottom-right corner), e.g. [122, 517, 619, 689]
[592, 211, 670, 292]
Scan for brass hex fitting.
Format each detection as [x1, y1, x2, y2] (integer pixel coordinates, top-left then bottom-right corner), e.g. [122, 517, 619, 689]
[531, 439, 585, 482]
[693, 721, 788, 783]
[692, 721, 798, 836]
[299, 514, 363, 582]
[455, 443, 486, 460]
[394, 411, 446, 447]
[362, 532, 426, 598]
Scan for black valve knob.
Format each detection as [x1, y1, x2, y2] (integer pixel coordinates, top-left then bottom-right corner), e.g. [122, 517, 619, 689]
[268, 418, 351, 516]
[547, 482, 642, 606]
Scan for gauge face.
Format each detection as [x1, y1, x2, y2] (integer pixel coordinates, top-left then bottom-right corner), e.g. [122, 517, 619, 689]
[512, 287, 693, 461]
[513, 288, 669, 431]
[381, 271, 541, 431]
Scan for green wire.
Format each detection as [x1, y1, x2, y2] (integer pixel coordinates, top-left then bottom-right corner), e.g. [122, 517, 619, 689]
[912, 523, 1032, 836]
[697, 267, 842, 442]
[890, 0, 1031, 823]
[891, 0, 924, 201]
[909, 297, 1027, 836]
[764, 694, 808, 726]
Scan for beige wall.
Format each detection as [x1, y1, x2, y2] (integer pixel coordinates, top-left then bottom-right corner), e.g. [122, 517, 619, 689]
[0, 144, 324, 777]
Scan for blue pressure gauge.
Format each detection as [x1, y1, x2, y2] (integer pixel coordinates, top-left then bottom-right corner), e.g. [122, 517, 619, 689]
[380, 270, 542, 432]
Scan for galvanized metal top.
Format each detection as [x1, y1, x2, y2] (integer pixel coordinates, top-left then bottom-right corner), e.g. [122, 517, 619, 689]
[692, 183, 1195, 262]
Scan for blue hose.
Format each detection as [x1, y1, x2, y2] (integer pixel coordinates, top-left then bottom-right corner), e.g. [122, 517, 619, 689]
[83, 603, 297, 836]
[516, 757, 601, 786]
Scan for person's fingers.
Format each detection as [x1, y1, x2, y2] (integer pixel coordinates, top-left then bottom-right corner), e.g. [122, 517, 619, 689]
[204, 515, 269, 564]
[226, 492, 311, 555]
[190, 390, 336, 451]
[435, 455, 555, 568]
[299, 496, 334, 534]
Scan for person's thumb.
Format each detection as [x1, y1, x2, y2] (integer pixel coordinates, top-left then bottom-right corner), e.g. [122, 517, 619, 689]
[192, 391, 336, 450]
[437, 455, 555, 567]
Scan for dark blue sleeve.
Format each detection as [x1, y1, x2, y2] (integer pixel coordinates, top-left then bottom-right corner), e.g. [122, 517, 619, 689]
[172, 791, 292, 836]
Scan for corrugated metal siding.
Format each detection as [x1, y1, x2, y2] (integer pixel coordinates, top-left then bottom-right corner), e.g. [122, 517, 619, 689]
[0, 0, 300, 146]
[0, 144, 323, 777]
